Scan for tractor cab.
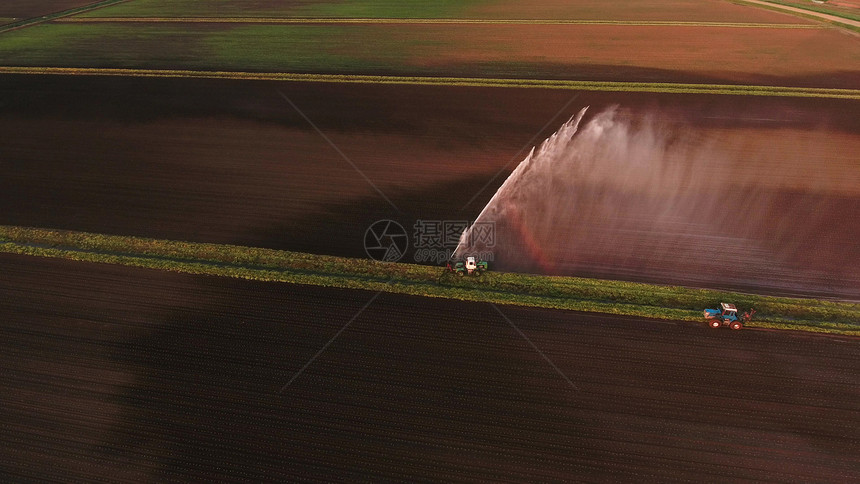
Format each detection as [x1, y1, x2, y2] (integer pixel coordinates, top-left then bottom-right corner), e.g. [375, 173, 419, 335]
[719, 302, 739, 322]
[446, 256, 488, 276]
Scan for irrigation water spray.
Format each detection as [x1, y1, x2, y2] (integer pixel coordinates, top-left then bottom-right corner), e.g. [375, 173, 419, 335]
[455, 106, 859, 298]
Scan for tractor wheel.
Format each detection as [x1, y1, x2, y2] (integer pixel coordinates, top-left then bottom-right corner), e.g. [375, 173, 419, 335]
[709, 320, 722, 329]
[730, 321, 743, 330]
[457, 270, 464, 277]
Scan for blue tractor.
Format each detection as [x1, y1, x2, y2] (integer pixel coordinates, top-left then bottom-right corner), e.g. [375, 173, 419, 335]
[704, 303, 755, 330]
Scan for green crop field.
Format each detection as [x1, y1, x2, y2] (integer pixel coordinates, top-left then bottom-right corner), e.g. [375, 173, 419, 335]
[0, 23, 372, 71]
[0, 22, 471, 74]
[74, 0, 818, 23]
[0, 23, 416, 72]
[2, 226, 858, 335]
[76, 0, 487, 19]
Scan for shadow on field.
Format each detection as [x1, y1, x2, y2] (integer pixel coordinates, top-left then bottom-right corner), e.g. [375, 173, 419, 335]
[251, 173, 497, 260]
[93, 281, 350, 480]
[92, 281, 597, 481]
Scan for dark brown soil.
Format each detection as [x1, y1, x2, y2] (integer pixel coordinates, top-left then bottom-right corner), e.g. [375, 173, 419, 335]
[0, 1, 99, 19]
[1, 253, 857, 481]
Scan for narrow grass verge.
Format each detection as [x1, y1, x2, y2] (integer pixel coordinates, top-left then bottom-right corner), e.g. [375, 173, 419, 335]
[1, 67, 859, 99]
[1, 226, 857, 335]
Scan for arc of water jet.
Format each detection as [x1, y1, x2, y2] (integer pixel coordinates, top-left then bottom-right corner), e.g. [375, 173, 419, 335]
[453, 106, 589, 260]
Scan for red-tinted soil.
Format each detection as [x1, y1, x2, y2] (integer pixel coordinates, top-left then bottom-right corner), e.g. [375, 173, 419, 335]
[403, 24, 860, 88]
[1, 75, 858, 297]
[1, 253, 858, 481]
[465, 0, 818, 23]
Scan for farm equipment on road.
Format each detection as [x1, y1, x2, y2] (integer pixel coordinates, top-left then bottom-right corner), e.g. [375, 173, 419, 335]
[704, 303, 755, 330]
[446, 256, 488, 276]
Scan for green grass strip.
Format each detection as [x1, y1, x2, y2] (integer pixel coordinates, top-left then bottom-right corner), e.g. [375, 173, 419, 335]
[1, 67, 858, 99]
[55, 17, 822, 28]
[1, 225, 858, 335]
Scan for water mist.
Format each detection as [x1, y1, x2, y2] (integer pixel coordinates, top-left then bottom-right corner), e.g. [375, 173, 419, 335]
[455, 106, 859, 299]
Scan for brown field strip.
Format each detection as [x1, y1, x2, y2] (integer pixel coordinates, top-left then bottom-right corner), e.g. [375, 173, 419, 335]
[2, 67, 858, 98]
[53, 17, 823, 28]
[0, 0, 129, 33]
[0, 0, 119, 19]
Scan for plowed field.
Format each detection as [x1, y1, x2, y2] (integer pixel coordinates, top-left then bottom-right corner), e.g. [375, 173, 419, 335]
[1, 253, 858, 481]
